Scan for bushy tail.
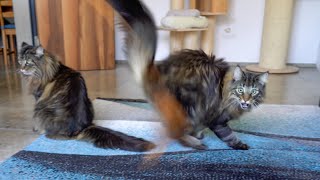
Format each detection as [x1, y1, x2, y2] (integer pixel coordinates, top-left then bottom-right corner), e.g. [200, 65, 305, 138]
[106, 0, 156, 85]
[106, 0, 190, 139]
[79, 125, 155, 152]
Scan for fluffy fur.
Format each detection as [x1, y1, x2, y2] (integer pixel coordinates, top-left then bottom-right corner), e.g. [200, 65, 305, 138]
[106, 0, 268, 150]
[18, 42, 155, 152]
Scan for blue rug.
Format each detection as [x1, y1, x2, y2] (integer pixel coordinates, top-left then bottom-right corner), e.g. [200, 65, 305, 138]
[0, 99, 320, 179]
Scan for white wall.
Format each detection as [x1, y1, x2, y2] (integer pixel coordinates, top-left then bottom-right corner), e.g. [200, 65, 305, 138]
[288, 0, 320, 64]
[214, 0, 265, 63]
[115, 0, 320, 64]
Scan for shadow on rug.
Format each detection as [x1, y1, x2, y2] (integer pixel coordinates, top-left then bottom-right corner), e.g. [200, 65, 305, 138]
[0, 98, 319, 179]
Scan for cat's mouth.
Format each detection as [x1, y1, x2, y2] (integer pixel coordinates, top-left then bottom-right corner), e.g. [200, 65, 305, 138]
[240, 103, 251, 110]
[19, 69, 33, 76]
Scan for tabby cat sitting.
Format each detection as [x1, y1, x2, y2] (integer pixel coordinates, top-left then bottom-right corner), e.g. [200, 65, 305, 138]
[106, 0, 268, 150]
[18, 42, 155, 152]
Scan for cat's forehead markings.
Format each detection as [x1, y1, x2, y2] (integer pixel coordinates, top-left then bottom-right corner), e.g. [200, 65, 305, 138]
[244, 86, 253, 93]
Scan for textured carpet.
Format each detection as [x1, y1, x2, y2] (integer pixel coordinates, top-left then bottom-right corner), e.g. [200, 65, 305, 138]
[0, 99, 319, 179]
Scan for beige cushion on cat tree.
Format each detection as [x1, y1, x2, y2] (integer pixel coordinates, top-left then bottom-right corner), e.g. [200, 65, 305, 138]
[162, 0, 228, 53]
[246, 0, 299, 74]
[161, 16, 208, 29]
[159, 0, 208, 52]
[166, 9, 200, 17]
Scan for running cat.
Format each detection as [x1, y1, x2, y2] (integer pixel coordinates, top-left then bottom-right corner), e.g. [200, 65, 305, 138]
[106, 0, 268, 150]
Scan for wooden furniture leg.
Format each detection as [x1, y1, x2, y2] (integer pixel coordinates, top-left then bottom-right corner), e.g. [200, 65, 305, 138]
[2, 29, 8, 66]
[9, 34, 15, 63]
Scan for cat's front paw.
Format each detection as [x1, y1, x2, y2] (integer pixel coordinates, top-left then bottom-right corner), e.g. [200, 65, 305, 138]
[32, 126, 45, 135]
[230, 142, 250, 150]
[32, 126, 39, 133]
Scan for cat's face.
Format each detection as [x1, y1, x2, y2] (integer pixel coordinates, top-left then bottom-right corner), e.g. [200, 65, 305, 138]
[230, 66, 268, 111]
[18, 42, 45, 77]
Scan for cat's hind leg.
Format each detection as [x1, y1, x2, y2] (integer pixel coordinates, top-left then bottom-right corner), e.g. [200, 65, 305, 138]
[194, 130, 205, 139]
[192, 127, 206, 140]
[179, 134, 207, 150]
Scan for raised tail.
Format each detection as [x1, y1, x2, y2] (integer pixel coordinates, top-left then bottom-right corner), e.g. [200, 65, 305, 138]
[106, 0, 190, 139]
[79, 125, 155, 152]
[106, 0, 157, 85]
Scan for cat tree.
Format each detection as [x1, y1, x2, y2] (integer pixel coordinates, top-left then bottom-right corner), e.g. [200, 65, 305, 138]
[246, 0, 299, 74]
[191, 0, 228, 54]
[159, 0, 228, 53]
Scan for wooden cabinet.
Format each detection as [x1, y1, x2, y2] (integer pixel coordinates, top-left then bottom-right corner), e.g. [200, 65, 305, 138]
[35, 0, 115, 70]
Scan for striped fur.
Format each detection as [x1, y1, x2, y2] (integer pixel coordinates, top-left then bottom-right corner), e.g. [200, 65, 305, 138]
[106, 0, 268, 150]
[18, 42, 155, 152]
[106, 0, 190, 140]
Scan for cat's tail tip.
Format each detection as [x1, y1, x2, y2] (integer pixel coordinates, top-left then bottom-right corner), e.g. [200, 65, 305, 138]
[79, 125, 156, 152]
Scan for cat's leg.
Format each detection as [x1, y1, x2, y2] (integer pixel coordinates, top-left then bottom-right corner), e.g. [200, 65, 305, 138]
[179, 134, 207, 150]
[209, 111, 249, 150]
[194, 130, 205, 139]
[32, 126, 45, 134]
[45, 134, 70, 140]
[179, 122, 208, 150]
[210, 123, 249, 150]
[191, 126, 206, 140]
[32, 117, 45, 134]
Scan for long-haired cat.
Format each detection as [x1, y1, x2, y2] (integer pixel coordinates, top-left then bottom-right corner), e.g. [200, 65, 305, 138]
[106, 0, 268, 150]
[18, 42, 155, 152]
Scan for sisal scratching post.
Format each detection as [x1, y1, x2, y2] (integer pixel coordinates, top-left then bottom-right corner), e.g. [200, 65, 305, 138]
[171, 0, 184, 10]
[170, 31, 184, 52]
[246, 0, 299, 74]
[183, 31, 200, 49]
[170, 0, 184, 52]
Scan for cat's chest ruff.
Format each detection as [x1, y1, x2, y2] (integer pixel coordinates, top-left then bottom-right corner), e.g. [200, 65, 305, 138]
[37, 81, 56, 102]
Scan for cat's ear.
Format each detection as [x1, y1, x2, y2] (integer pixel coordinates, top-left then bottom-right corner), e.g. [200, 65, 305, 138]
[258, 72, 269, 85]
[21, 42, 29, 48]
[233, 65, 243, 81]
[35, 45, 44, 57]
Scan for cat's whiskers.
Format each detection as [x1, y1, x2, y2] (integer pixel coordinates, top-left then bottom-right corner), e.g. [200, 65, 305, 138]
[252, 101, 264, 114]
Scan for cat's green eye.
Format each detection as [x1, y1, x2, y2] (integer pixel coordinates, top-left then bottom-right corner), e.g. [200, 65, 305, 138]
[236, 88, 244, 94]
[25, 61, 32, 66]
[251, 88, 259, 95]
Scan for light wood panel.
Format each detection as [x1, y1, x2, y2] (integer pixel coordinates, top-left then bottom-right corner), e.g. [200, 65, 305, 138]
[35, 0, 115, 70]
[195, 0, 228, 14]
[211, 0, 228, 14]
[189, 0, 196, 9]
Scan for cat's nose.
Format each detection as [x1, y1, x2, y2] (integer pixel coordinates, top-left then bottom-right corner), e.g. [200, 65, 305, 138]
[243, 94, 250, 101]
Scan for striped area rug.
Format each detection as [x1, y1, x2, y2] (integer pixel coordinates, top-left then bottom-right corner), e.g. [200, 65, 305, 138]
[0, 99, 319, 179]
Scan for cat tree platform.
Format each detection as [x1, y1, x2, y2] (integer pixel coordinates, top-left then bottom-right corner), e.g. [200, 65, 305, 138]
[165, 0, 228, 53]
[246, 64, 299, 74]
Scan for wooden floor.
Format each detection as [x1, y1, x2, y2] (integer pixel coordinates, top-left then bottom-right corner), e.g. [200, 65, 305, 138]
[0, 62, 319, 162]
